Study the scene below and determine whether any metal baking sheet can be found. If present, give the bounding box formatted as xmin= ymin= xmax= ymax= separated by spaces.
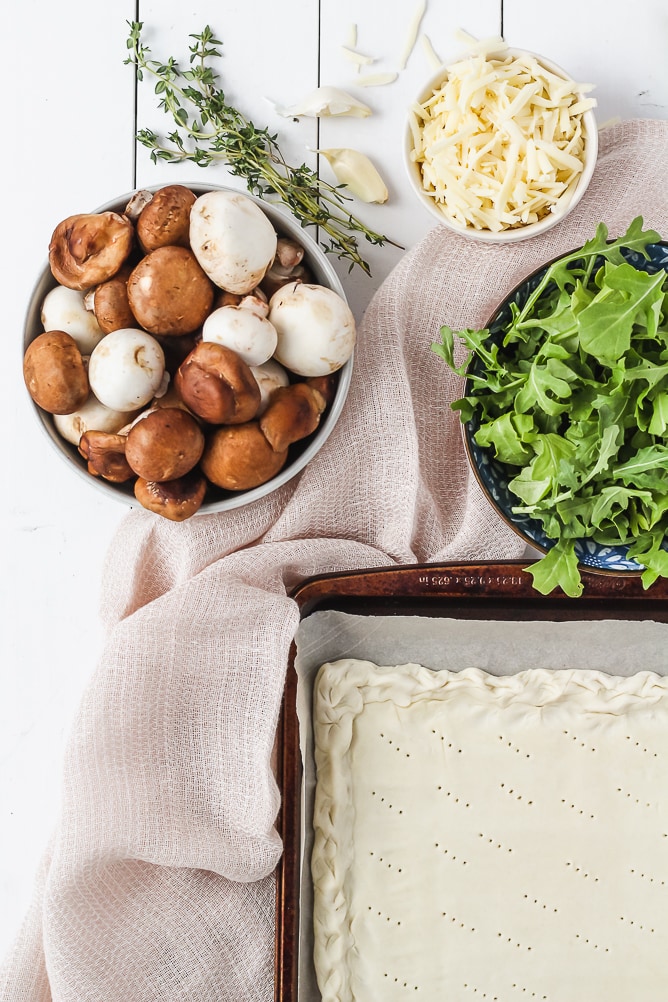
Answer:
xmin=274 ymin=560 xmax=668 ymax=1002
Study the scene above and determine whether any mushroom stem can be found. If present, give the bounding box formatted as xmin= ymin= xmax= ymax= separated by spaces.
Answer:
xmin=78 ymin=431 xmax=134 ymax=482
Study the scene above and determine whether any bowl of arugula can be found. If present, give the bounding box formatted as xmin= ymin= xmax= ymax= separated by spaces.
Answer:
xmin=433 ymin=217 xmax=668 ymax=598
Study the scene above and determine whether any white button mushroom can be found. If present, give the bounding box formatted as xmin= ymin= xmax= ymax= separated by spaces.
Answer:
xmin=88 ymin=328 xmax=167 ymax=412
xmin=268 ymin=283 xmax=356 ymax=377
xmin=189 ymin=190 xmax=278 ymax=295
xmin=250 ymin=358 xmax=290 ymax=415
xmin=53 ymin=393 xmax=139 ymax=445
xmin=41 ymin=285 xmax=106 ymax=354
xmin=202 ymin=304 xmax=278 ymax=366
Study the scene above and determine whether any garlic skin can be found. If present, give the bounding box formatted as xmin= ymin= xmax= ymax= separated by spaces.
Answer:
xmin=275 ymin=86 xmax=371 ymax=118
xmin=317 ymin=148 xmax=389 ymax=204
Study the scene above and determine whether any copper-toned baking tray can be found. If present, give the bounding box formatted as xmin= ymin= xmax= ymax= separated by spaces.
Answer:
xmin=274 ymin=559 xmax=668 ymax=1002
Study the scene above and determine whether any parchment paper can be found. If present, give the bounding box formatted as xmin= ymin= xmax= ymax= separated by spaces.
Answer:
xmin=293 ymin=611 xmax=668 ymax=1000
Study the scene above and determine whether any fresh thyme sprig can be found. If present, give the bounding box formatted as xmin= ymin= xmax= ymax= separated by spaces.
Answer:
xmin=125 ymin=22 xmax=402 ymax=275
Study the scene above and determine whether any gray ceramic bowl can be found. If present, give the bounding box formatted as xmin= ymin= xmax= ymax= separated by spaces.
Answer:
xmin=23 ymin=183 xmax=353 ymax=514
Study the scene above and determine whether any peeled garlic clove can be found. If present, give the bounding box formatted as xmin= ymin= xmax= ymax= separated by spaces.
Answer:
xmin=275 ymin=86 xmax=371 ymax=118
xmin=317 ymin=148 xmax=389 ymax=203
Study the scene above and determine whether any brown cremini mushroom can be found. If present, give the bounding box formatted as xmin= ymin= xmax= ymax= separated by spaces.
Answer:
xmin=49 ymin=212 xmax=134 ymax=291
xmin=201 ymin=423 xmax=288 ymax=490
xmin=124 ymin=189 xmax=154 ymax=220
xmin=175 ymin=342 xmax=261 ymax=425
xmin=212 ymin=288 xmax=268 ymax=312
xmin=136 ymin=185 xmax=197 ymax=253
xmin=125 ymin=408 xmax=205 ymax=482
xmin=306 ymin=373 xmax=338 ymax=407
xmin=23 ymin=331 xmax=89 ymax=414
xmin=92 ymin=264 xmax=137 ymax=333
xmin=127 ymin=246 xmax=214 ymax=337
xmin=78 ymin=431 xmax=134 ymax=482
xmin=154 ymin=333 xmax=201 ymax=380
xmin=134 ymin=472 xmax=207 ymax=521
xmin=259 ymin=383 xmax=327 ymax=452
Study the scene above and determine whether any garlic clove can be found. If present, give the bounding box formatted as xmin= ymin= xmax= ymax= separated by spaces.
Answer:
xmin=274 ymin=86 xmax=372 ymax=118
xmin=316 ymin=148 xmax=389 ymax=204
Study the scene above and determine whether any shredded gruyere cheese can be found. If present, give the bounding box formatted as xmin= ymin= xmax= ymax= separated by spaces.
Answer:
xmin=345 ymin=24 xmax=357 ymax=49
xmin=398 ymin=0 xmax=427 ymax=70
xmin=356 ymin=72 xmax=399 ymax=87
xmin=409 ymin=49 xmax=596 ymax=232
xmin=421 ymin=33 xmax=442 ymax=72
xmin=341 ymin=46 xmax=375 ymax=69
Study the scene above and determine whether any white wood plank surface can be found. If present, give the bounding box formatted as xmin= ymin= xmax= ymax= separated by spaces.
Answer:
xmin=133 ymin=1 xmax=321 ymax=192
xmin=317 ymin=0 xmax=502 ymax=318
xmin=503 ymin=0 xmax=668 ymax=123
xmin=2 ymin=0 xmax=137 ymax=956
xmin=2 ymin=0 xmax=668 ymax=968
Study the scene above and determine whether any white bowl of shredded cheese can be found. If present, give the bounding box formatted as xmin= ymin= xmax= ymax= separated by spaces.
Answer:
xmin=405 ymin=43 xmax=598 ymax=241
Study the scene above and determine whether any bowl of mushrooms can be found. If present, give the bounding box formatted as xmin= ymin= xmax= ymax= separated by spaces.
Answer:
xmin=23 ymin=183 xmax=356 ymax=520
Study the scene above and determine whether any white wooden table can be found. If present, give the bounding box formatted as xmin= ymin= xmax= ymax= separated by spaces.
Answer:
xmin=2 ymin=0 xmax=667 ymax=959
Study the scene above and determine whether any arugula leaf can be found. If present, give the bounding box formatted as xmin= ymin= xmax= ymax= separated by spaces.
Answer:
xmin=628 ymin=529 xmax=668 ymax=588
xmin=576 ymin=263 xmax=666 ymax=363
xmin=524 ymin=540 xmax=583 ymax=598
xmin=614 ymin=444 xmax=668 ymax=482
xmin=475 ymin=413 xmax=534 ymax=466
xmin=514 ymin=357 xmax=573 ymax=416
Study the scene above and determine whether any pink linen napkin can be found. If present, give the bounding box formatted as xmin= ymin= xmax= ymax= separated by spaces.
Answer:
xmin=2 ymin=120 xmax=667 ymax=1002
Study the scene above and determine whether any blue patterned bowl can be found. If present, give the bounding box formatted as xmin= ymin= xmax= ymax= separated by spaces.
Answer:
xmin=464 ymin=240 xmax=668 ymax=575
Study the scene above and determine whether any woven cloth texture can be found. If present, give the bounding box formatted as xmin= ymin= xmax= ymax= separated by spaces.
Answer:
xmin=2 ymin=119 xmax=667 ymax=1001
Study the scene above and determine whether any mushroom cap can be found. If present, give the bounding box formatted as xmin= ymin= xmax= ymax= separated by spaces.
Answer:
xmin=306 ymin=373 xmax=339 ymax=407
xmin=269 ymin=283 xmax=356 ymax=377
xmin=125 ymin=407 xmax=205 ymax=482
xmin=92 ymin=265 xmax=137 ymax=334
xmin=175 ymin=341 xmax=261 ymax=425
xmin=49 ymin=212 xmax=134 ymax=291
xmin=88 ymin=328 xmax=166 ymax=412
xmin=189 ymin=190 xmax=278 ymax=295
xmin=53 ymin=394 xmax=138 ymax=445
xmin=202 ymin=305 xmax=278 ymax=366
xmin=134 ymin=471 xmax=207 ymax=521
xmin=41 ymin=285 xmax=105 ymax=355
xmin=201 ymin=422 xmax=288 ymax=490
xmin=127 ymin=245 xmax=214 ymax=337
xmin=23 ymin=331 xmax=89 ymax=415
xmin=78 ymin=431 xmax=134 ymax=483
xmin=259 ymin=382 xmax=326 ymax=453
xmin=136 ymin=185 xmax=197 ymax=253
